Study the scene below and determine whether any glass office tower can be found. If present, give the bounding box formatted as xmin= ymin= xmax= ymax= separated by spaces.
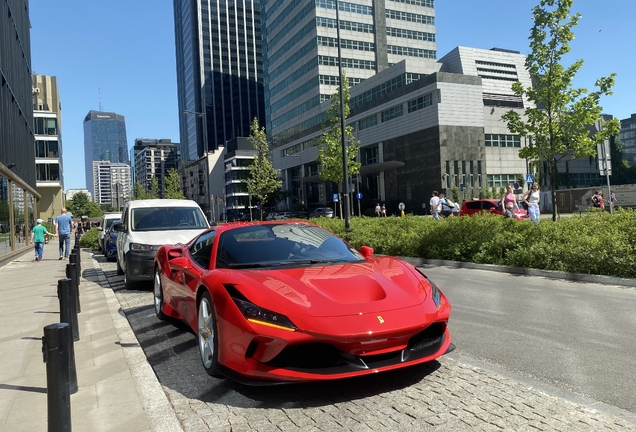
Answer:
xmin=262 ymin=0 xmax=438 ymax=146
xmin=83 ymin=110 xmax=129 ymax=197
xmin=174 ymin=0 xmax=265 ymax=161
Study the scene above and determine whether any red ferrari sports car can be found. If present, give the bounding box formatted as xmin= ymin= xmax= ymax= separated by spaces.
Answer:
xmin=153 ymin=221 xmax=453 ymax=384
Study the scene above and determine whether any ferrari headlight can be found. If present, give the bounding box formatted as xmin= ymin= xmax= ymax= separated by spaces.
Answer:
xmin=130 ymin=242 xmax=153 ymax=252
xmin=426 ymin=278 xmax=441 ymax=309
xmin=232 ymin=298 xmax=297 ymax=331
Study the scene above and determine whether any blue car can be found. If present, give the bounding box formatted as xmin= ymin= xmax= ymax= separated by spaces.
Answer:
xmin=104 ymin=220 xmax=120 ymax=261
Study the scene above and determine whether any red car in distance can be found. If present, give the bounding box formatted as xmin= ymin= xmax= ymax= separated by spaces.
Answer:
xmin=459 ymin=199 xmax=528 ymax=220
xmin=153 ymin=221 xmax=453 ymax=384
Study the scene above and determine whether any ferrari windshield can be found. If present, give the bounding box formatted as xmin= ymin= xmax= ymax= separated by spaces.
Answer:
xmin=216 ymin=223 xmax=364 ymax=269
xmin=131 ymin=206 xmax=208 ymax=231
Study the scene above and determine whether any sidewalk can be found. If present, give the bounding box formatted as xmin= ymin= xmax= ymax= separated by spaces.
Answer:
xmin=0 ymin=243 xmax=182 ymax=431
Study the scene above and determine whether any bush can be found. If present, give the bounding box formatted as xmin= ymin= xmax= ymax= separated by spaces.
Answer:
xmin=80 ymin=227 xmax=99 ymax=250
xmin=313 ymin=209 xmax=636 ymax=278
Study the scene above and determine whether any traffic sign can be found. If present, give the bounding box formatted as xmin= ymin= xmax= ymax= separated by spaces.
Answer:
xmin=398 ymin=202 xmax=405 ymax=211
xmin=513 ymin=182 xmax=520 ymax=190
xmin=356 ymin=192 xmax=362 ymax=199
xmin=525 ymin=174 xmax=533 ymax=185
xmin=332 ymin=193 xmax=339 ymax=202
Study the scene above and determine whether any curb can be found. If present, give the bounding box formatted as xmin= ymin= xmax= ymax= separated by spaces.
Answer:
xmin=85 ymin=250 xmax=184 ymax=432
xmin=400 ymin=257 xmax=636 ymax=288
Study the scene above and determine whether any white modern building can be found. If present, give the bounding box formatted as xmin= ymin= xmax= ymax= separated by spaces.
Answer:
xmin=92 ymin=161 xmax=131 ymax=209
xmin=65 ymin=189 xmax=92 ymax=202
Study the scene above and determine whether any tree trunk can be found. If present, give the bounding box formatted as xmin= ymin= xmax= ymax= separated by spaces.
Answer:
xmin=550 ymin=158 xmax=559 ymax=222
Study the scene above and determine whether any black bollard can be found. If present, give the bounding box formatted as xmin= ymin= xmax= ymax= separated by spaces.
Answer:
xmin=69 ymin=252 xmax=81 ymax=281
xmin=58 ymin=278 xmax=79 ymax=342
xmin=42 ymin=323 xmax=75 ymax=432
xmin=65 ymin=263 xmax=81 ymax=313
xmin=73 ymin=244 xmax=81 ymax=266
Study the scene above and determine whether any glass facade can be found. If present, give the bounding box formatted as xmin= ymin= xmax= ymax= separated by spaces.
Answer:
xmin=174 ymin=0 xmax=265 ymax=161
xmin=83 ymin=111 xmax=128 ymax=197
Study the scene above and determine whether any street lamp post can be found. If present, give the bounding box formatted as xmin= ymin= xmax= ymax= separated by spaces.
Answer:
xmin=290 ymin=154 xmax=305 ymax=209
xmin=334 ymin=0 xmax=351 ymax=230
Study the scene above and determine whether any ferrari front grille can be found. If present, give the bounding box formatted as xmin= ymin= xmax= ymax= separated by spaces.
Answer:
xmin=407 ymin=322 xmax=445 ymax=353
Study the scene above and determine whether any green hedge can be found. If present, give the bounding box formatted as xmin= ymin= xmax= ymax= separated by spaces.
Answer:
xmin=79 ymin=227 xmax=100 ymax=250
xmin=315 ymin=209 xmax=636 ymax=279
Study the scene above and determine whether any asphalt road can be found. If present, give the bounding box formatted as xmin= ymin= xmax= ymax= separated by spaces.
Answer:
xmin=419 ymin=264 xmax=636 ymax=413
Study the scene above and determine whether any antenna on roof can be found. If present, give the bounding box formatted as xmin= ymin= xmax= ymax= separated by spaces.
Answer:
xmin=99 ymin=88 xmax=103 ymax=112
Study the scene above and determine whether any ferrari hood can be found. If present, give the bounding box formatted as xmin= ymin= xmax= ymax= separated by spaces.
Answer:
xmin=231 ymin=256 xmax=428 ymax=318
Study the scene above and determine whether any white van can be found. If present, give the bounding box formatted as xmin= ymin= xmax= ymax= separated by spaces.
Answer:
xmin=113 ymin=199 xmax=209 ymax=289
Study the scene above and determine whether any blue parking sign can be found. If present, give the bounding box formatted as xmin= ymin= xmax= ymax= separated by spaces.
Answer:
xmin=332 ymin=193 xmax=339 ymax=202
xmin=526 ymin=174 xmax=533 ymax=185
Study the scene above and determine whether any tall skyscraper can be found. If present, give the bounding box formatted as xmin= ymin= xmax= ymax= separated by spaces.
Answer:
xmin=1 ymin=0 xmax=38 ymax=259
xmin=262 ymin=0 xmax=439 ymax=145
xmin=83 ymin=110 xmax=129 ymax=197
xmin=173 ymin=0 xmax=265 ymax=161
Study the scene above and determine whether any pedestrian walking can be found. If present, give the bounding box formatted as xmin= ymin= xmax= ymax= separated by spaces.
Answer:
xmin=381 ymin=204 xmax=387 ymax=217
xmin=501 ymin=184 xmax=519 ymax=218
xmin=430 ymin=191 xmax=442 ymax=220
xmin=375 ymin=203 xmax=382 ymax=217
xmin=54 ymin=208 xmax=74 ymax=260
xmin=522 ymin=183 xmax=541 ymax=224
xmin=31 ymin=219 xmax=55 ymax=262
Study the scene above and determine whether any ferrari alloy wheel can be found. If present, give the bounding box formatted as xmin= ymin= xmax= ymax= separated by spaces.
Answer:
xmin=154 ymin=268 xmax=167 ymax=320
xmin=198 ymin=292 xmax=220 ymax=377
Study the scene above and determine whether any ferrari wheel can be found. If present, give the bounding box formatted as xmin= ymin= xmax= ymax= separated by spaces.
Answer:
xmin=154 ymin=268 xmax=167 ymax=320
xmin=198 ymin=292 xmax=220 ymax=377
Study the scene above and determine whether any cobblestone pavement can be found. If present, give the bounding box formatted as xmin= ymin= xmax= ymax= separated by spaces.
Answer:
xmin=92 ymin=254 xmax=636 ymax=432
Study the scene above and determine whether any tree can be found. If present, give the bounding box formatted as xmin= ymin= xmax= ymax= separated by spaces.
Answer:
xmin=502 ymin=0 xmax=621 ymax=221
xmin=132 ymin=181 xmax=150 ymax=200
xmin=246 ymin=118 xmax=283 ymax=221
xmin=148 ymin=176 xmax=160 ymax=199
xmin=65 ymin=192 xmax=103 ymax=217
xmin=315 ymin=71 xmax=361 ymax=218
xmin=164 ymin=168 xmax=185 ymax=199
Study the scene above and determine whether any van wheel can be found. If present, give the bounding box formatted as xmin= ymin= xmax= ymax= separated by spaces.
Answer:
xmin=116 ymin=258 xmax=124 ymax=275
xmin=124 ymin=264 xmax=137 ymax=290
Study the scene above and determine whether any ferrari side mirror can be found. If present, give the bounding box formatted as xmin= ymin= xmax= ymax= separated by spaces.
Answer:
xmin=359 ymin=245 xmax=374 ymax=259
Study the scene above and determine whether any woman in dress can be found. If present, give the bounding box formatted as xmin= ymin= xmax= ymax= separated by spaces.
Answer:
xmin=523 ymin=183 xmax=541 ymax=224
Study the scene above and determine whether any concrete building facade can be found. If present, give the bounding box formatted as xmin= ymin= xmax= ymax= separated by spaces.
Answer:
xmin=620 ymin=114 xmax=636 ymax=167
xmin=132 ymin=138 xmax=179 ymax=197
xmin=32 ymin=74 xmax=65 ymax=223
xmin=92 ymin=161 xmax=131 ymax=210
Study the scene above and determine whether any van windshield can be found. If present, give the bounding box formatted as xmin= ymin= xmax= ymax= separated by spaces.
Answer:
xmin=131 ymin=207 xmax=208 ymax=231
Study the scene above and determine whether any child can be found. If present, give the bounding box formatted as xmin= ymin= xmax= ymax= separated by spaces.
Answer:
xmin=31 ymin=219 xmax=56 ymax=262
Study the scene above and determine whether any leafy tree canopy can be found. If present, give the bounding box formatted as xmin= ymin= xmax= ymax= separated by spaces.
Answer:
xmin=164 ymin=168 xmax=185 ymax=199
xmin=246 ymin=118 xmax=283 ymax=220
xmin=316 ymin=71 xmax=361 ymax=189
xmin=502 ymin=0 xmax=621 ymax=220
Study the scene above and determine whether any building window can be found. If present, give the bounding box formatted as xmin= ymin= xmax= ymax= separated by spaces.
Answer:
xmin=359 ymin=115 xmax=378 ymax=130
xmin=485 ymin=134 xmax=521 ymax=148
xmin=381 ymin=105 xmax=403 ymax=122
xmin=487 ymin=174 xmax=518 ymax=187
xmin=407 ymin=93 xmax=433 ymax=113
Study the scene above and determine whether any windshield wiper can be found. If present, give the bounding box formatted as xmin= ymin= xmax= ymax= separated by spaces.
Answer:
xmin=225 ymin=263 xmax=273 ymax=269
xmin=278 ymin=259 xmax=330 ymax=265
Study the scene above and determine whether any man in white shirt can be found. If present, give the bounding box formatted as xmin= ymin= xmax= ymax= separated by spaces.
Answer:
xmin=430 ymin=191 xmax=441 ymax=220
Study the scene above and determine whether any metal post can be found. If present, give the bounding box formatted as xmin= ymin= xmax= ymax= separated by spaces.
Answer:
xmin=58 ymin=278 xmax=79 ymax=342
xmin=335 ymin=0 xmax=351 ymax=230
xmin=42 ymin=323 xmax=75 ymax=432
xmin=70 ymin=250 xmax=81 ymax=279
xmin=66 ymin=263 xmax=81 ymax=313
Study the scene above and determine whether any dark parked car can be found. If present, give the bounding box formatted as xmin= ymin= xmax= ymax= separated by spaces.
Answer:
xmin=308 ymin=207 xmax=334 ymax=218
xmin=290 ymin=211 xmax=309 ymax=219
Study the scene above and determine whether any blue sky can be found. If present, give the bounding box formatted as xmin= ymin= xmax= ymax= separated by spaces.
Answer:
xmin=29 ymin=0 xmax=635 ymax=190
